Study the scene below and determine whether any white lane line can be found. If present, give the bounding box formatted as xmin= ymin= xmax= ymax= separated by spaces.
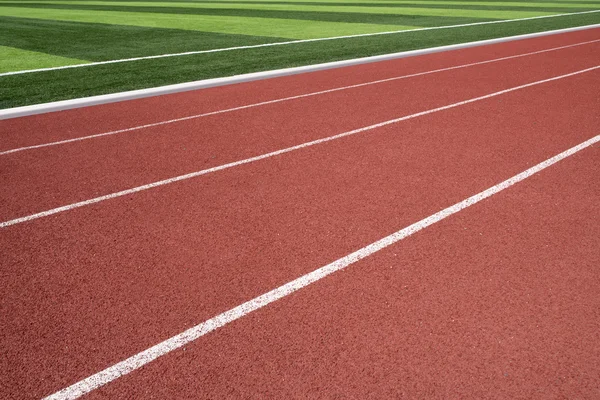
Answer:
xmin=44 ymin=133 xmax=600 ymax=400
xmin=1 ymin=9 xmax=599 ymax=77
xmin=2 ymin=38 xmax=599 ymax=157
xmin=1 ymin=66 xmax=598 ymax=229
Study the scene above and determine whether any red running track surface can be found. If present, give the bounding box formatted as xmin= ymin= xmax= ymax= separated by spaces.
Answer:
xmin=1 ymin=28 xmax=599 ymax=399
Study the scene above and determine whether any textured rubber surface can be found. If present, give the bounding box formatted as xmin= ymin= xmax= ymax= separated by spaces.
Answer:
xmin=1 ymin=27 xmax=599 ymax=399
xmin=1 ymin=35 xmax=599 ymax=222
xmin=88 ymin=138 xmax=600 ymax=400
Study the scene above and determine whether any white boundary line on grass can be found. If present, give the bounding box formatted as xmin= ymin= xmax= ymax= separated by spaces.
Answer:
xmin=44 ymin=132 xmax=600 ymax=400
xmin=1 ymin=9 xmax=599 ymax=78
xmin=1 ymin=65 xmax=598 ymax=229
xmin=1 ymin=38 xmax=599 ymax=156
xmin=1 ymin=22 xmax=599 ymax=120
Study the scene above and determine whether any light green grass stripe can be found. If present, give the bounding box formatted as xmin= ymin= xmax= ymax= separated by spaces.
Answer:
xmin=1 ymin=2 xmax=567 ymax=19
xmin=1 ymin=0 xmax=595 ymax=3
xmin=3 ymin=9 xmax=598 ymax=76
xmin=17 ymin=0 xmax=598 ymax=10
xmin=0 ymin=7 xmax=419 ymax=39
xmin=0 ymin=45 xmax=87 ymax=73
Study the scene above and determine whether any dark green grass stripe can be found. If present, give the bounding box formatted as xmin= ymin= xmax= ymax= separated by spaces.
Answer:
xmin=203 ymin=2 xmax=599 ymax=12
xmin=0 ymin=16 xmax=288 ymax=61
xmin=3 ymin=2 xmax=596 ymax=19
xmin=0 ymin=3 xmax=505 ymax=26
xmin=1 ymin=12 xmax=598 ymax=109
xmin=29 ymin=0 xmax=600 ymax=4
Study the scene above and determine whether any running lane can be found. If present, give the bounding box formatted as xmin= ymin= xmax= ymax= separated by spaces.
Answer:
xmin=89 ymin=138 xmax=600 ymax=400
xmin=1 ymin=38 xmax=600 ymax=221
xmin=1 ymin=30 xmax=599 ymax=399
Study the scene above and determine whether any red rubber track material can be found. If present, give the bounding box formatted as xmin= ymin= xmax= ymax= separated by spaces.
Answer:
xmin=88 ymin=145 xmax=600 ymax=400
xmin=1 ymin=30 xmax=599 ymax=399
xmin=3 ymin=74 xmax=599 ymax=399
xmin=1 ymin=39 xmax=599 ymax=222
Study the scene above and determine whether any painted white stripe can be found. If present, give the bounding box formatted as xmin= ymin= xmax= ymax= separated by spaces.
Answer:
xmin=2 ymin=23 xmax=599 ymax=120
xmin=44 ymin=133 xmax=600 ymax=400
xmin=1 ymin=65 xmax=597 ymax=229
xmin=2 ymin=38 xmax=599 ymax=157
xmin=2 ymin=9 xmax=599 ymax=78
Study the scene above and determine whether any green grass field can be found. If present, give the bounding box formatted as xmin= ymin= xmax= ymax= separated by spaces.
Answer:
xmin=1 ymin=0 xmax=599 ymax=108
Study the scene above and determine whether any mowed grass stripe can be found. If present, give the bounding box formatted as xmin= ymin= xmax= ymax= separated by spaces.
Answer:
xmin=3 ymin=7 xmax=595 ymax=75
xmin=0 ymin=45 xmax=86 ymax=73
xmin=0 ymin=16 xmax=289 ymax=62
xmin=0 ymin=1 xmax=572 ymax=19
xmin=0 ymin=3 xmax=500 ymax=27
xmin=11 ymin=0 xmax=598 ymax=12
xmin=1 ymin=12 xmax=598 ymax=108
xmin=203 ymin=0 xmax=597 ymax=6
xmin=0 ymin=6 xmax=416 ymax=39
xmin=1 ymin=0 xmax=597 ymax=5
xmin=0 ymin=0 xmax=594 ymax=10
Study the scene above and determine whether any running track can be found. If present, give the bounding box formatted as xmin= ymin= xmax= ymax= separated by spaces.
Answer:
xmin=1 ymin=28 xmax=599 ymax=399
